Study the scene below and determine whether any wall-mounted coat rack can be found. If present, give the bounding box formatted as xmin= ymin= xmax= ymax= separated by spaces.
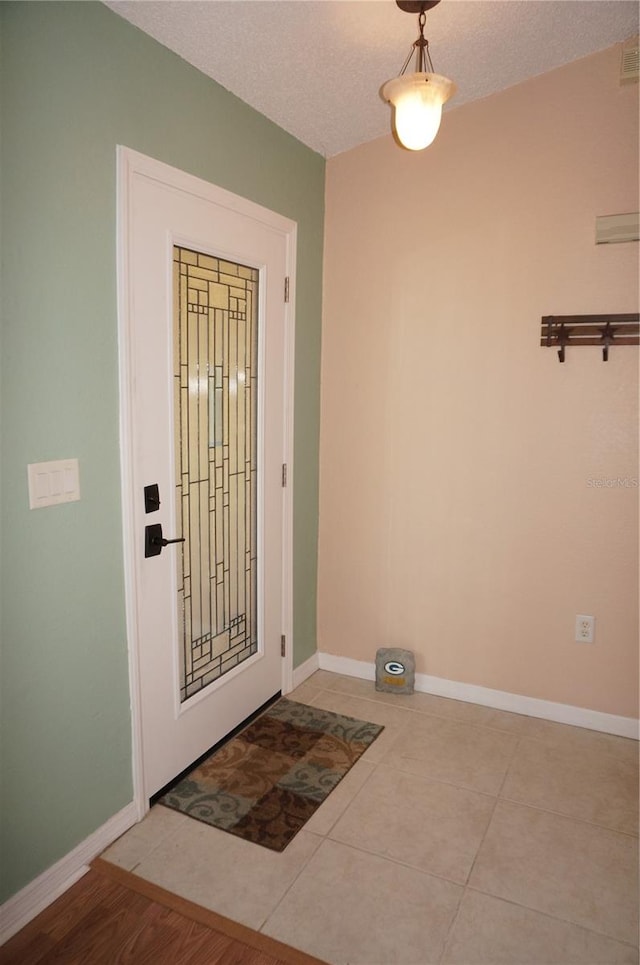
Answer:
xmin=541 ymin=313 xmax=640 ymax=363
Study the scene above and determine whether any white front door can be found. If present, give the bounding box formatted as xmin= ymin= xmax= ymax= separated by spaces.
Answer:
xmin=118 ymin=148 xmax=295 ymax=802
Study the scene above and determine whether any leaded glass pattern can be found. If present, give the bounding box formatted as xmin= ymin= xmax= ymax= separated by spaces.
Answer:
xmin=173 ymin=246 xmax=258 ymax=702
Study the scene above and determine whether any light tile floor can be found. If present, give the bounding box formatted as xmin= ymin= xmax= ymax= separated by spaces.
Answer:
xmin=102 ymin=671 xmax=639 ymax=964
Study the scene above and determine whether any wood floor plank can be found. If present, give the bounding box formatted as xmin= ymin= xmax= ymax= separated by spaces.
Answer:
xmin=1 ymin=862 xmax=327 ymax=965
xmin=0 ymin=869 xmax=115 ymax=963
xmin=0 ymin=872 xmax=120 ymax=965
xmin=0 ymin=927 xmax=56 ymax=965
xmin=92 ymin=858 xmax=327 ymax=964
xmin=44 ymin=890 xmax=157 ymax=964
xmin=43 ymin=875 xmax=134 ymax=944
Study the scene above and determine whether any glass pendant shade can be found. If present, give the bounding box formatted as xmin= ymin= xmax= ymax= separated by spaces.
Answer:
xmin=383 ymin=72 xmax=456 ymax=151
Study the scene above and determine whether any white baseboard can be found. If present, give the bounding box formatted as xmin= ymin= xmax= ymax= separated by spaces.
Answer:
xmin=291 ymin=652 xmax=320 ymax=690
xmin=0 ymin=801 xmax=138 ymax=945
xmin=319 ymin=653 xmax=376 ymax=683
xmin=317 ymin=652 xmax=639 ymax=740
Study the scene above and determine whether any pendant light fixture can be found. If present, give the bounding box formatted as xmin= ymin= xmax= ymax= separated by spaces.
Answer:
xmin=382 ymin=0 xmax=456 ymax=151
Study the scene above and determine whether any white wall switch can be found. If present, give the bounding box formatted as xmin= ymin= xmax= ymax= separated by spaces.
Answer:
xmin=28 ymin=459 xmax=80 ymax=509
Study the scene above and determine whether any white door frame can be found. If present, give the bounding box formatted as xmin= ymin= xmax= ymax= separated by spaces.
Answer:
xmin=116 ymin=146 xmax=295 ymax=818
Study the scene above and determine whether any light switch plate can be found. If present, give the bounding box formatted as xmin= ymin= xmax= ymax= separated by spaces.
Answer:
xmin=28 ymin=458 xmax=81 ymax=509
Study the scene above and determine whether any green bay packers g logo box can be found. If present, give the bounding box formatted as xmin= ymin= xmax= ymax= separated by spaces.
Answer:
xmin=375 ymin=647 xmax=415 ymax=695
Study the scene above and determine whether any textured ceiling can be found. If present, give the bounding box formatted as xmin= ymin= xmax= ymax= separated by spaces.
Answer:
xmin=104 ymin=0 xmax=639 ymax=157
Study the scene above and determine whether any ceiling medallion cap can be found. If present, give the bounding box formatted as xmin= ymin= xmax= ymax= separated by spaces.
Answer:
xmin=395 ymin=1 xmax=441 ymax=13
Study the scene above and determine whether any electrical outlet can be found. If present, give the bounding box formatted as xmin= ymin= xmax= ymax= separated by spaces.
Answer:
xmin=575 ymin=614 xmax=595 ymax=644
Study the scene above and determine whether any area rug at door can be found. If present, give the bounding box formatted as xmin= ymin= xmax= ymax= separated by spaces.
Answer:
xmin=159 ymin=698 xmax=384 ymax=851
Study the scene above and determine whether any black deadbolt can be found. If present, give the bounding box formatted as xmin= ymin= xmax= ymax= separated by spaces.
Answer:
xmin=144 ymin=483 xmax=161 ymax=513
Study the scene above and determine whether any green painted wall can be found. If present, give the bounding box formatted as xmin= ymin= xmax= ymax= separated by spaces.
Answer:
xmin=0 ymin=1 xmax=324 ymax=902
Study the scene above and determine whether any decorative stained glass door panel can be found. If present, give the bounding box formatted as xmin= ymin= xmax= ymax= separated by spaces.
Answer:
xmin=120 ymin=149 xmax=294 ymax=801
xmin=173 ymin=247 xmax=259 ymax=702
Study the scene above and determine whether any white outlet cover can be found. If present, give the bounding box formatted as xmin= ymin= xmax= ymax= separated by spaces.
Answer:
xmin=575 ymin=614 xmax=595 ymax=644
xmin=28 ymin=458 xmax=81 ymax=509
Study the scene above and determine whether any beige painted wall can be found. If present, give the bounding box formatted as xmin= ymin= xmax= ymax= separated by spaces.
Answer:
xmin=318 ymin=44 xmax=639 ymax=718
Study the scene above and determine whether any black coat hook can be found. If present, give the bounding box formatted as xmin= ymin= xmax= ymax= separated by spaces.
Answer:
xmin=556 ymin=322 xmax=571 ymax=363
xmin=599 ymin=321 xmax=616 ymax=362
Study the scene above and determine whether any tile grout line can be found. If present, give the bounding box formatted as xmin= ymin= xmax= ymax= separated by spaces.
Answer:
xmin=320 ymin=735 xmax=636 ymax=900
xmin=436 ymin=736 xmax=524 ymax=964
xmin=461 ymin=737 xmax=638 ymax=950
xmin=458 ymin=738 xmax=521 ymax=881
xmin=364 ymin=757 xmax=638 ymax=841
xmin=310 ymin=675 xmax=639 ymax=749
xmin=316 ymin=685 xmax=513 ymax=732
xmin=308 ymin=687 xmax=417 ymax=731
xmin=104 ymin=809 xmax=190 ymax=877
xmin=256 ymin=828 xmax=326 ymax=934
xmin=308 ymin=678 xmax=639 ymax=837
xmin=493 ymin=723 xmax=639 ymax=837
xmin=130 ymin=816 xmax=217 ymax=884
xmin=440 ymin=739 xmax=522 ymax=962
xmin=436 ymin=887 xmax=466 ymax=965
xmin=314 ymin=834 xmax=468 ymax=890
xmin=378 ymin=757 xmax=513 ymax=798
xmin=257 ymin=696 xmax=387 ymax=936
xmin=496 ymin=794 xmax=640 ymax=838
xmin=509 ymin=730 xmax=638 ymax=759
xmin=462 ymin=883 xmax=640 ymax=950
xmin=311 ymin=752 xmax=382 ymax=840
xmin=360 ymin=760 xmax=500 ymax=801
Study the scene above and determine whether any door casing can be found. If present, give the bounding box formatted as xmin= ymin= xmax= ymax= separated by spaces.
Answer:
xmin=116 ymin=146 xmax=295 ymax=817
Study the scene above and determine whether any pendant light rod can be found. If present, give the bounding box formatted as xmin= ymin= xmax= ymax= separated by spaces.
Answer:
xmin=398 ymin=8 xmax=436 ymax=75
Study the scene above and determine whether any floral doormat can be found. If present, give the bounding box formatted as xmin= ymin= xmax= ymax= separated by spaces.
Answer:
xmin=159 ymin=698 xmax=384 ymax=851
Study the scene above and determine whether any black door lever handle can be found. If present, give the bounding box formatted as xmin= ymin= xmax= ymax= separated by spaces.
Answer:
xmin=153 ymin=535 xmax=185 ymax=547
xmin=145 ymin=523 xmax=185 ymax=558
